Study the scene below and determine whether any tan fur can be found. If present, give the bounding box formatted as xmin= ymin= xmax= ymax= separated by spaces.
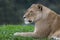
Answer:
xmin=14 ymin=4 xmax=60 ymax=39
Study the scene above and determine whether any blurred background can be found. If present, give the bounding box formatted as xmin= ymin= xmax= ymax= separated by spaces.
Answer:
xmin=0 ymin=0 xmax=60 ymax=25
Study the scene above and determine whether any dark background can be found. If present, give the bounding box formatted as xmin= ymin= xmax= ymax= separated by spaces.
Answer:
xmin=0 ymin=0 xmax=60 ymax=25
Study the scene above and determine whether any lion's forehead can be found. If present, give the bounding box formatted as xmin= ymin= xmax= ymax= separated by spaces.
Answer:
xmin=24 ymin=4 xmax=42 ymax=17
xmin=28 ymin=7 xmax=37 ymax=11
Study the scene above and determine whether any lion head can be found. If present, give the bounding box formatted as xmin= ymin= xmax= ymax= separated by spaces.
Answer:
xmin=23 ymin=4 xmax=51 ymax=24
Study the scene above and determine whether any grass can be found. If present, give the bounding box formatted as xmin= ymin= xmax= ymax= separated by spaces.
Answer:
xmin=0 ymin=25 xmax=48 ymax=40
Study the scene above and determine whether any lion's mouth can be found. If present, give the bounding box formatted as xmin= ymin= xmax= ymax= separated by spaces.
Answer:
xmin=28 ymin=20 xmax=32 ymax=23
xmin=24 ymin=18 xmax=33 ymax=24
xmin=24 ymin=20 xmax=32 ymax=24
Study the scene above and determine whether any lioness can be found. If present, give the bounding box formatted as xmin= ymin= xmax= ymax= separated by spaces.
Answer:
xmin=14 ymin=4 xmax=60 ymax=40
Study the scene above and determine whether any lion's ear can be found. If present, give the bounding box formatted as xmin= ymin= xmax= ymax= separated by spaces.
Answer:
xmin=37 ymin=4 xmax=42 ymax=11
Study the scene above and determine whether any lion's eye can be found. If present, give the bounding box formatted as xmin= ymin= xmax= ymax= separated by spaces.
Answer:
xmin=29 ymin=11 xmax=33 ymax=16
xmin=30 ymin=13 xmax=33 ymax=16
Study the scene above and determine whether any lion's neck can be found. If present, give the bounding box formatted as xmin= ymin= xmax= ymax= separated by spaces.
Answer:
xmin=35 ymin=19 xmax=48 ymax=28
xmin=34 ymin=11 xmax=57 ymax=32
xmin=34 ymin=19 xmax=49 ymax=33
xmin=35 ymin=10 xmax=57 ymax=27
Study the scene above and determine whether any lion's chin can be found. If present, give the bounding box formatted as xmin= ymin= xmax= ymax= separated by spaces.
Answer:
xmin=25 ymin=21 xmax=30 ymax=24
